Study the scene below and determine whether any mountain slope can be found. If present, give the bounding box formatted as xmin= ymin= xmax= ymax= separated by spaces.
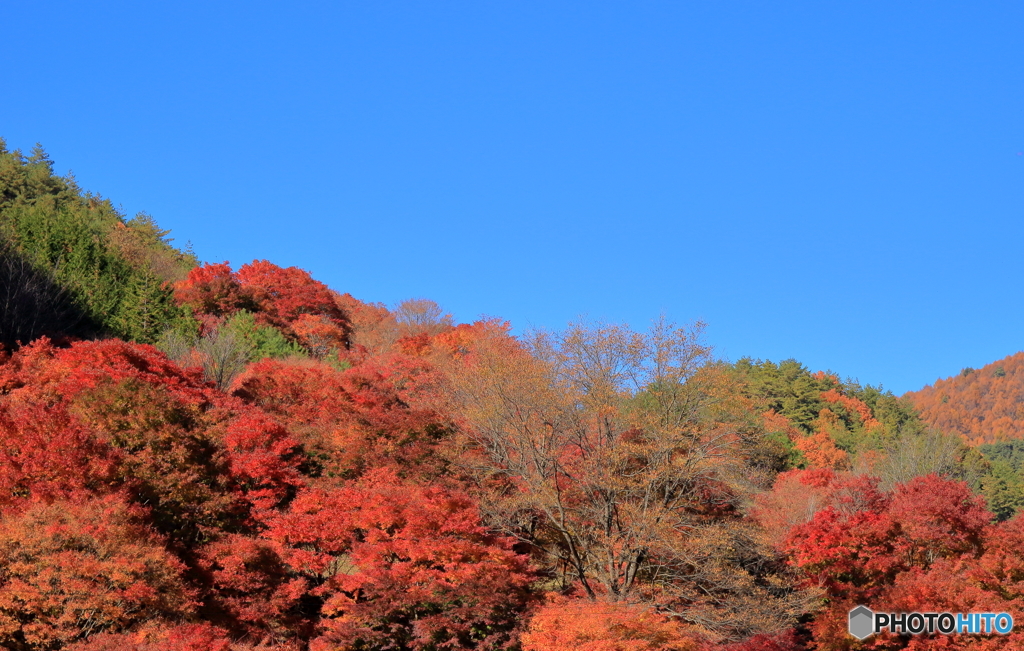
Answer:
xmin=0 ymin=140 xmax=195 ymax=346
xmin=905 ymin=352 xmax=1024 ymax=444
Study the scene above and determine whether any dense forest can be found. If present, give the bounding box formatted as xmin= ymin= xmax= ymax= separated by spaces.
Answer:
xmin=906 ymin=353 xmax=1024 ymax=444
xmin=2 ymin=141 xmax=1024 ymax=650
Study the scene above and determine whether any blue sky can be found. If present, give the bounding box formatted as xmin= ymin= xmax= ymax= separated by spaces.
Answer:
xmin=3 ymin=2 xmax=1022 ymax=394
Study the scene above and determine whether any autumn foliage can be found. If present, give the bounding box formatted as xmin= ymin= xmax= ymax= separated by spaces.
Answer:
xmin=173 ymin=260 xmax=350 ymax=352
xmin=520 ymin=596 xmax=700 ymax=651
xmin=8 ymin=161 xmax=1024 ymax=650
xmin=232 ymin=354 xmax=451 ymax=480
xmin=0 ymin=327 xmax=534 ymax=649
xmin=906 ymin=352 xmax=1024 ymax=444
xmin=277 ymin=471 xmax=534 ymax=650
xmin=0 ymin=495 xmax=193 ymax=650
xmin=0 ymin=338 xmax=302 ymax=541
xmin=754 ymin=470 xmax=1024 ymax=650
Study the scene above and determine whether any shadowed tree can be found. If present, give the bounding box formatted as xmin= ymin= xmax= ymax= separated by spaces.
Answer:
xmin=0 ymin=239 xmax=95 ymax=347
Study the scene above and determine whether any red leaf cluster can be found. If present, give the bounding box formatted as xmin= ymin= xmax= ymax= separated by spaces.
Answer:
xmin=233 ymin=355 xmax=451 ymax=480
xmin=267 ymin=469 xmax=534 ymax=650
xmin=173 ymin=260 xmax=350 ymax=348
xmin=0 ymin=334 xmax=536 ymax=649
xmin=764 ymin=471 xmax=1024 ymax=650
xmin=0 ymin=338 xmax=302 ymax=537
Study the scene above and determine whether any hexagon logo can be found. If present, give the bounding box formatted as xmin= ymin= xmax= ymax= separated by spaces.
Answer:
xmin=849 ymin=605 xmax=874 ymax=640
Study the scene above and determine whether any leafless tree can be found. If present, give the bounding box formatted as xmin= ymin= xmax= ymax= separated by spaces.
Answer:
xmin=157 ymin=321 xmax=252 ymax=390
xmin=195 ymin=325 xmax=252 ymax=390
xmin=394 ymin=298 xmax=453 ymax=337
xmin=446 ymin=317 xmax=813 ymax=641
xmin=871 ymin=426 xmax=963 ymax=491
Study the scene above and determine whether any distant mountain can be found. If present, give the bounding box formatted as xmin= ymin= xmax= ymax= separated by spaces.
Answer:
xmin=905 ymin=352 xmax=1024 ymax=444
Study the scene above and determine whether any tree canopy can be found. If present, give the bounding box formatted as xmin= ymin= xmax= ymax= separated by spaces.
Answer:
xmin=4 ymin=141 xmax=1024 ymax=651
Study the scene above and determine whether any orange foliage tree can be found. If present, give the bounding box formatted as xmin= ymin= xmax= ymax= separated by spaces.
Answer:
xmin=520 ymin=596 xmax=700 ymax=651
xmin=0 ymin=496 xmax=194 ymax=650
xmin=793 ymin=428 xmax=849 ymax=471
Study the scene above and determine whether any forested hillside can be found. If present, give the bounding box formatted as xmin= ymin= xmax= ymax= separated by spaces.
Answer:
xmin=905 ymin=352 xmax=1024 ymax=444
xmin=0 ymin=140 xmax=195 ymax=347
xmin=3 ymin=144 xmax=1024 ymax=650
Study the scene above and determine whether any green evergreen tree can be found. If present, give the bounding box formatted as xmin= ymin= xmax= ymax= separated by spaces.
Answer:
xmin=733 ymin=358 xmax=835 ymax=432
xmin=223 ymin=311 xmax=305 ymax=360
xmin=980 ymin=459 xmax=1024 ymax=521
xmin=0 ymin=141 xmax=194 ymax=345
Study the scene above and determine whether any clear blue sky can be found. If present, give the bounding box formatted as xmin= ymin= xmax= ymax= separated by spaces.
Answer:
xmin=3 ymin=2 xmax=1022 ymax=394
